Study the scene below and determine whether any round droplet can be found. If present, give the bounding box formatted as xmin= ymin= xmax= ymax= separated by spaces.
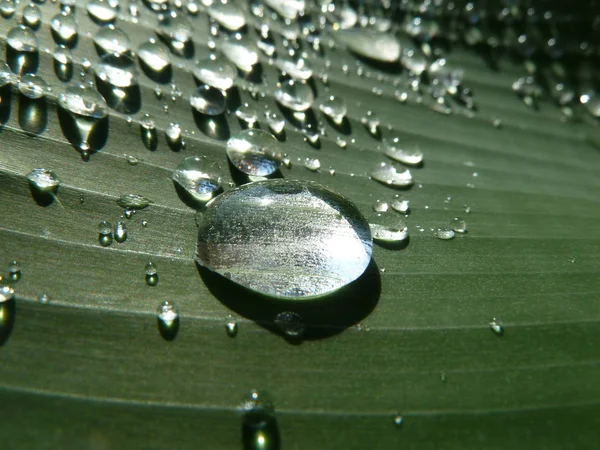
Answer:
xmin=264 ymin=110 xmax=285 ymax=135
xmin=0 ymin=61 xmax=16 ymax=87
xmin=38 ymin=293 xmax=50 ymax=304
xmin=383 ymin=139 xmax=424 ymax=166
xmin=275 ymin=80 xmax=314 ymax=111
xmin=362 ymin=110 xmax=380 ymax=135
xmin=6 ymin=24 xmax=38 ymax=52
xmin=8 ymin=260 xmax=22 ymax=281
xmin=274 ymin=56 xmax=313 ymax=80
xmin=22 ymin=4 xmax=42 ymax=29
xmin=226 ymin=129 xmax=282 ymax=177
xmin=0 ymin=0 xmax=16 ymax=18
xmin=172 ymin=156 xmax=223 ymax=204
xmin=137 ymin=39 xmax=171 ymax=74
xmin=195 ymin=180 xmax=373 ymax=299
xmin=370 ymin=163 xmax=413 ymax=188
xmin=207 ymin=2 xmax=246 ymax=30
xmin=190 ymin=85 xmax=226 ymax=116
xmin=87 ymin=0 xmax=117 ymax=23
xmin=94 ymin=25 xmax=132 ymax=57
xmin=433 ymin=228 xmax=455 ymax=240
xmin=193 ymin=55 xmax=237 ymax=91
xmin=50 ymin=12 xmax=78 ymax=45
xmin=274 ymin=311 xmax=305 ymax=339
xmin=157 ymin=300 xmax=179 ymax=340
xmin=320 ymin=96 xmax=347 ymax=124
xmin=165 ymin=122 xmax=182 ymax=148
xmin=225 ymin=318 xmax=238 ymax=337
xmin=333 ymin=28 xmax=400 ymax=62
xmin=114 ymin=220 xmax=127 ymax=243
xmin=235 ymin=103 xmax=258 ymax=127
xmin=393 ymin=414 xmax=403 ymax=427
xmin=58 ymin=84 xmax=108 ymax=119
xmin=18 ymin=73 xmax=49 ymax=99
xmin=489 ymin=317 xmax=504 ymax=335
xmin=117 ymin=194 xmax=151 ymax=209
xmin=98 ymin=220 xmax=112 ymax=235
xmin=370 ymin=223 xmax=408 ymax=244
xmin=450 ymin=217 xmax=467 ymax=233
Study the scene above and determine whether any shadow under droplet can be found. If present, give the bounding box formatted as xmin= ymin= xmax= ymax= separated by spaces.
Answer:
xmin=28 ymin=184 xmax=56 ymax=207
xmin=193 ymin=110 xmax=230 ymax=141
xmin=141 ymin=127 xmax=158 ymax=151
xmin=0 ymin=85 xmax=12 ymax=133
xmin=157 ymin=316 xmax=179 ymax=341
xmin=276 ymin=104 xmax=318 ymax=130
xmin=0 ymin=298 xmax=16 ymax=346
xmin=223 ymin=86 xmax=241 ymax=113
xmin=324 ymin=114 xmax=352 ymax=135
xmin=172 ymin=181 xmax=220 ymax=211
xmin=18 ymin=94 xmax=47 ymax=135
xmin=95 ymin=78 xmax=142 ymax=115
xmin=242 ymin=413 xmax=280 ymax=450
xmin=54 ymin=60 xmax=73 ymax=82
xmin=51 ymin=30 xmax=78 ymax=49
xmin=198 ymin=259 xmax=381 ymax=341
xmin=57 ymin=107 xmax=109 ymax=157
xmin=226 ymin=159 xmax=283 ymax=187
xmin=6 ymin=46 xmax=39 ymax=75
xmin=138 ymin=58 xmax=172 ymax=84
xmin=239 ymin=63 xmax=263 ymax=85
xmin=375 ymin=235 xmax=410 ymax=251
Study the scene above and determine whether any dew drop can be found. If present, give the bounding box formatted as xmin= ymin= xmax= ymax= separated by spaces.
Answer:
xmin=0 ymin=286 xmax=16 ymax=346
xmin=274 ymin=55 xmax=313 ymax=81
xmin=18 ymin=73 xmax=49 ymax=99
xmin=226 ymin=129 xmax=282 ymax=177
xmin=393 ymin=414 xmax=404 ymax=428
xmin=303 ymin=157 xmax=320 ymax=172
xmin=274 ymin=311 xmax=305 ymax=340
xmin=0 ymin=0 xmax=16 ymax=18
xmin=190 ymin=84 xmax=226 ymax=116
xmin=390 ymin=198 xmax=410 ymax=214
xmin=0 ymin=61 xmax=16 ymax=87
xmin=94 ymin=53 xmax=138 ymax=89
xmin=114 ymin=220 xmax=128 ymax=243
xmin=38 ymin=293 xmax=50 ymax=304
xmin=489 ymin=317 xmax=504 ymax=336
xmin=235 ymin=103 xmax=259 ymax=128
xmin=275 ymin=79 xmax=314 ymax=112
xmin=361 ymin=110 xmax=380 ymax=136
xmin=225 ymin=318 xmax=238 ymax=337
xmin=6 ymin=24 xmax=38 ymax=53
xmin=333 ymin=28 xmax=400 ymax=62
xmin=8 ymin=260 xmax=22 ymax=282
xmin=145 ymin=261 xmax=158 ymax=286
xmin=172 ymin=156 xmax=223 ymax=205
xmin=0 ymin=285 xmax=15 ymax=303
xmin=94 ymin=25 xmax=132 ymax=57
xmin=116 ymin=194 xmax=151 ymax=210
xmin=450 ymin=217 xmax=467 ymax=233
xmin=370 ymin=163 xmax=413 ymax=188
xmin=264 ymin=110 xmax=285 ymax=135
xmin=319 ymin=95 xmax=347 ymax=124
xmin=53 ymin=45 xmax=73 ymax=81
xmin=165 ymin=122 xmax=183 ymax=149
xmin=335 ymin=136 xmax=347 ymax=149
xmin=219 ymin=36 xmax=259 ymax=72
xmin=193 ymin=55 xmax=237 ymax=91
xmin=433 ymin=228 xmax=455 ymax=240
xmin=86 ymin=0 xmax=117 ymax=24
xmin=373 ymin=200 xmax=389 ymax=213
xmin=157 ymin=300 xmax=179 ymax=340
xmin=50 ymin=12 xmax=78 ymax=46
xmin=22 ymin=4 xmax=42 ymax=29
xmin=383 ymin=138 xmax=424 ymax=166
xmin=156 ymin=12 xmax=193 ymax=57
xmin=369 ymin=223 xmax=408 ymax=244
xmin=241 ymin=389 xmax=280 ymax=450
xmin=26 ymin=168 xmax=60 ymax=195
xmin=207 ymin=2 xmax=246 ymax=31
xmin=195 ymin=180 xmax=373 ymax=299
xmin=137 ymin=39 xmax=171 ymax=76
xmin=98 ymin=220 xmax=112 ymax=235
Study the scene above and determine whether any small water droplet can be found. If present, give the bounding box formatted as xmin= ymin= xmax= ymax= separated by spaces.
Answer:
xmin=98 ymin=220 xmax=112 ymax=235
xmin=450 ymin=217 xmax=467 ymax=233
xmin=190 ymin=84 xmax=226 ymax=116
xmin=241 ymin=389 xmax=280 ymax=450
xmin=489 ymin=317 xmax=504 ymax=335
xmin=22 ymin=4 xmax=42 ymax=29
xmin=275 ymin=79 xmax=314 ymax=111
xmin=94 ymin=25 xmax=132 ymax=58
xmin=390 ymin=198 xmax=410 ymax=214
xmin=114 ymin=220 xmax=127 ymax=243
xmin=38 ymin=293 xmax=50 ymax=304
xmin=7 ymin=260 xmax=22 ymax=282
xmin=0 ymin=285 xmax=16 ymax=345
xmin=303 ymin=157 xmax=321 ymax=172
xmin=157 ymin=301 xmax=179 ymax=340
xmin=219 ymin=36 xmax=259 ymax=72
xmin=361 ymin=110 xmax=380 ymax=136
xmin=225 ymin=318 xmax=238 ymax=337
xmin=319 ymin=95 xmax=347 ymax=124
xmin=207 ymin=2 xmax=246 ymax=31
xmin=335 ymin=136 xmax=347 ymax=149
xmin=274 ymin=311 xmax=305 ymax=340
xmin=264 ymin=110 xmax=285 ymax=135
xmin=165 ymin=122 xmax=183 ymax=149
xmin=440 ymin=371 xmax=447 ymax=382
xmin=433 ymin=228 xmax=455 ymax=240
xmin=0 ymin=0 xmax=16 ymax=18
xmin=370 ymin=223 xmax=408 ymax=244
xmin=393 ymin=414 xmax=403 ymax=428
xmin=235 ymin=103 xmax=259 ymax=127
xmin=116 ymin=194 xmax=151 ymax=210
xmin=226 ymin=129 xmax=282 ymax=177
xmin=0 ymin=285 xmax=15 ymax=303
xmin=373 ymin=200 xmax=389 ymax=213
xmin=274 ymin=55 xmax=313 ymax=80
xmin=141 ymin=219 xmax=148 ymax=227
xmin=370 ymin=163 xmax=413 ymax=188
xmin=50 ymin=12 xmax=78 ymax=46
xmin=7 ymin=24 xmax=38 ymax=53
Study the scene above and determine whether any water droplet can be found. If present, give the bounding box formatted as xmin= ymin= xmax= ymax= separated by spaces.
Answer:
xmin=145 ymin=261 xmax=158 ymax=286
xmin=94 ymin=53 xmax=138 ymax=89
xmin=157 ymin=12 xmax=193 ymax=57
xmin=0 ymin=61 xmax=16 ymax=87
xmin=226 ymin=129 xmax=282 ymax=177
xmin=274 ymin=55 xmax=313 ymax=80
xmin=98 ymin=220 xmax=112 ymax=235
xmin=264 ymin=110 xmax=285 ymax=135
xmin=193 ymin=55 xmax=237 ymax=90
xmin=87 ymin=0 xmax=117 ymax=23
xmin=116 ymin=194 xmax=151 ymax=210
xmin=7 ymin=24 xmax=38 ymax=53
xmin=157 ymin=301 xmax=179 ymax=340
xmin=219 ymin=36 xmax=259 ymax=72
xmin=58 ymin=84 xmax=108 ymax=152
xmin=336 ymin=136 xmax=347 ymax=149
xmin=137 ymin=39 xmax=171 ymax=78
xmin=0 ymin=285 xmax=15 ymax=303
xmin=361 ymin=110 xmax=380 ymax=136
xmin=0 ymin=0 xmax=16 ymax=18
xmin=172 ymin=156 xmax=223 ymax=205
xmin=94 ymin=25 xmax=132 ymax=58
xmin=450 ymin=217 xmax=467 ymax=233
xmin=22 ymin=4 xmax=42 ymax=29
xmin=53 ymin=45 xmax=73 ymax=81
xmin=241 ymin=389 xmax=280 ymax=450
xmin=393 ymin=414 xmax=403 ymax=427
xmin=440 ymin=371 xmax=447 ymax=382
xmin=383 ymin=138 xmax=424 ymax=166
xmin=195 ymin=180 xmax=373 ymax=299
xmin=50 ymin=12 xmax=78 ymax=46
xmin=114 ymin=220 xmax=127 ymax=243
xmin=165 ymin=122 xmax=182 ymax=149
xmin=334 ymin=28 xmax=400 ymax=62
xmin=18 ymin=73 xmax=49 ymax=99
xmin=370 ymin=223 xmax=408 ymax=244
xmin=275 ymin=79 xmax=314 ymax=111
xmin=319 ymin=95 xmax=347 ymax=124
xmin=370 ymin=163 xmax=413 ymax=188
xmin=433 ymin=228 xmax=455 ymax=240
xmin=0 ymin=286 xmax=16 ymax=346
xmin=26 ymin=168 xmax=60 ymax=195
xmin=235 ymin=103 xmax=259 ymax=128
xmin=8 ymin=260 xmax=22 ymax=282
xmin=190 ymin=85 xmax=226 ymax=116
xmin=225 ymin=318 xmax=238 ymax=337
xmin=274 ymin=311 xmax=305 ymax=340
xmin=489 ymin=317 xmax=504 ymax=336
xmin=303 ymin=157 xmax=320 ymax=172
xmin=207 ymin=2 xmax=246 ymax=31
xmin=391 ymin=198 xmax=410 ymax=214
xmin=38 ymin=293 xmax=50 ymax=304
xmin=373 ymin=200 xmax=389 ymax=213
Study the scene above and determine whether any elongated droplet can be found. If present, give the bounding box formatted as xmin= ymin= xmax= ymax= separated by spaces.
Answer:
xmin=433 ymin=228 xmax=455 ymax=240
xmin=172 ymin=156 xmax=223 ymax=205
xmin=236 ymin=103 xmax=259 ymax=128
xmin=370 ymin=163 xmax=413 ymax=188
xmin=333 ymin=28 xmax=400 ymax=62
xmin=373 ymin=201 xmax=389 ymax=213
xmin=114 ymin=220 xmax=127 ymax=243
xmin=196 ymin=180 xmax=373 ymax=299
xmin=193 ymin=55 xmax=237 ymax=90
xmin=117 ymin=194 xmax=151 ymax=210
xmin=157 ymin=300 xmax=179 ymax=340
xmin=0 ymin=286 xmax=16 ymax=346
xmin=274 ymin=55 xmax=312 ymax=80
xmin=145 ymin=261 xmax=158 ymax=286
xmin=391 ymin=198 xmax=410 ymax=214
xmin=226 ymin=129 xmax=282 ymax=177
xmin=303 ymin=158 xmax=320 ymax=172
xmin=50 ymin=12 xmax=78 ymax=46
xmin=207 ymin=2 xmax=246 ymax=31
xmin=8 ymin=260 xmax=22 ymax=282
xmin=320 ymin=95 xmax=347 ymax=124
xmin=219 ymin=37 xmax=259 ymax=72
xmin=98 ymin=220 xmax=113 ymax=246
xmin=156 ymin=12 xmax=193 ymax=57
xmin=264 ymin=110 xmax=285 ymax=135
xmin=383 ymin=138 xmax=424 ymax=166
xmin=94 ymin=25 xmax=132 ymax=57
xmin=22 ymin=4 xmax=42 ymax=29
xmin=190 ymin=85 xmax=226 ymax=116
xmin=137 ymin=39 xmax=171 ymax=75
xmin=370 ymin=223 xmax=409 ymax=244
xmin=87 ymin=0 xmax=117 ymax=24
xmin=18 ymin=73 xmax=49 ymax=99
xmin=26 ymin=169 xmax=62 ymax=206
xmin=275 ymin=79 xmax=314 ymax=112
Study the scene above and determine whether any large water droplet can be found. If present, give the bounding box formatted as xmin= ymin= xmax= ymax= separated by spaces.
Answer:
xmin=391 ymin=197 xmax=410 ymax=214
xmin=137 ymin=39 xmax=171 ymax=78
xmin=50 ymin=12 xmax=78 ymax=46
xmin=6 ymin=24 xmax=38 ymax=52
xmin=190 ymin=84 xmax=226 ymax=115
xmin=193 ymin=55 xmax=237 ymax=91
xmin=114 ymin=220 xmax=128 ymax=243
xmin=264 ymin=110 xmax=285 ymax=135
xmin=235 ymin=103 xmax=259 ymax=128
xmin=157 ymin=300 xmax=179 ymax=340
xmin=26 ymin=168 xmax=60 ymax=193
xmin=333 ymin=28 xmax=400 ymax=62
xmin=0 ymin=0 xmax=16 ymax=18
xmin=383 ymin=138 xmax=424 ymax=166
xmin=95 ymin=53 xmax=138 ymax=89
xmin=450 ymin=217 xmax=468 ymax=233
xmin=172 ymin=155 xmax=223 ymax=205
xmin=87 ymin=0 xmax=117 ymax=23
xmin=226 ymin=129 xmax=282 ymax=177
xmin=195 ymin=180 xmax=373 ymax=299
xmin=94 ymin=25 xmax=132 ymax=57
xmin=22 ymin=4 xmax=42 ymax=29
xmin=207 ymin=2 xmax=246 ymax=31
xmin=157 ymin=12 xmax=193 ymax=57
xmin=275 ymin=79 xmax=314 ymax=112
xmin=219 ymin=37 xmax=259 ymax=71
xmin=370 ymin=162 xmax=413 ymax=188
